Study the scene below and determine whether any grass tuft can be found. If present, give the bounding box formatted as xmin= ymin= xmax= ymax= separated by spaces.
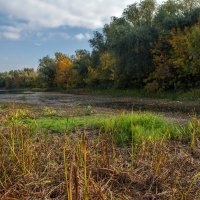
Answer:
xmin=102 ymin=112 xmax=182 ymax=146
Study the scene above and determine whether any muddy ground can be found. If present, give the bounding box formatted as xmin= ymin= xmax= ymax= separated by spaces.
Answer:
xmin=0 ymin=91 xmax=199 ymax=124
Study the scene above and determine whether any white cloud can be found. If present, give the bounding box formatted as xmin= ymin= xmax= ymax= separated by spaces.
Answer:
xmin=1 ymin=31 xmax=20 ymax=40
xmin=0 ymin=25 xmax=22 ymax=40
xmin=74 ymin=33 xmax=91 ymax=41
xmin=0 ymin=0 xmax=133 ymax=31
xmin=35 ymin=32 xmax=71 ymax=41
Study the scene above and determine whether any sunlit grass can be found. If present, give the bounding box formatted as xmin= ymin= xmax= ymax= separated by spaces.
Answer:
xmin=101 ymin=112 xmax=183 ymax=146
xmin=23 ymin=115 xmax=107 ymax=133
xmin=0 ymin=103 xmax=194 ymax=148
xmin=20 ymin=112 xmax=186 ymax=147
xmin=2 ymin=105 xmax=189 ymax=147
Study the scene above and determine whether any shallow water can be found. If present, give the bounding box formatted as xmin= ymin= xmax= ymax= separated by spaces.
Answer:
xmin=0 ymin=91 xmax=115 ymax=107
xmin=0 ymin=90 xmax=193 ymax=124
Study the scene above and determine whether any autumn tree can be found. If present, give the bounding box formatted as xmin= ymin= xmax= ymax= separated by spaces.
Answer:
xmin=169 ymin=23 xmax=200 ymax=88
xmin=54 ymin=52 xmax=74 ymax=88
xmin=148 ymin=22 xmax=200 ymax=91
xmin=2 ymin=0 xmax=200 ymax=91
xmin=86 ymin=52 xmax=116 ymax=87
xmin=146 ymin=34 xmax=177 ymax=91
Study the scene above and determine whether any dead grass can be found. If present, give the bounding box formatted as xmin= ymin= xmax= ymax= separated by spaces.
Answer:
xmin=0 ymin=126 xmax=200 ymax=199
xmin=0 ymin=105 xmax=200 ymax=199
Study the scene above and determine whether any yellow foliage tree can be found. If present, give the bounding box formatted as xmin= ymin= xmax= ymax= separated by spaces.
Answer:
xmin=148 ymin=22 xmax=200 ymax=91
xmin=54 ymin=53 xmax=73 ymax=88
xmin=86 ymin=52 xmax=116 ymax=87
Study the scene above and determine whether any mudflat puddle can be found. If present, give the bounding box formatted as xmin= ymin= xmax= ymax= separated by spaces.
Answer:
xmin=0 ymin=91 xmax=199 ymax=112
xmin=0 ymin=91 xmax=197 ymax=124
xmin=0 ymin=92 xmax=87 ymax=106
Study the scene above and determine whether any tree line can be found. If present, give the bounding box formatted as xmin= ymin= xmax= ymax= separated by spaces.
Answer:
xmin=1 ymin=0 xmax=200 ymax=91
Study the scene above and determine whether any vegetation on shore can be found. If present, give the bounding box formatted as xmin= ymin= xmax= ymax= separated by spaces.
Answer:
xmin=60 ymin=88 xmax=200 ymax=103
xmin=0 ymin=103 xmax=200 ymax=199
xmin=1 ymin=0 xmax=200 ymax=93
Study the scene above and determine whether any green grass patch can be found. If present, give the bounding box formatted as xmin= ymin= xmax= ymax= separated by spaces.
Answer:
xmin=23 ymin=115 xmax=107 ymax=133
xmin=22 ymin=112 xmax=186 ymax=146
xmin=101 ymin=112 xmax=184 ymax=146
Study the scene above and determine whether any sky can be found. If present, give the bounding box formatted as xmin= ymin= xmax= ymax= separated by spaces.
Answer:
xmin=0 ymin=0 xmax=164 ymax=72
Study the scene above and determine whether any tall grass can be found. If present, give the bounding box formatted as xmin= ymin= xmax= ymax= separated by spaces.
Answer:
xmin=1 ymin=125 xmax=199 ymax=199
xmin=22 ymin=115 xmax=107 ymax=133
xmin=1 ymin=105 xmax=200 ymax=199
xmin=189 ymin=114 xmax=200 ymax=148
xmin=102 ymin=112 xmax=182 ymax=146
xmin=7 ymin=110 xmax=188 ymax=146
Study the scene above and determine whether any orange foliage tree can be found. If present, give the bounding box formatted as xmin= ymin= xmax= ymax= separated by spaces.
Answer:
xmin=147 ymin=22 xmax=200 ymax=91
xmin=54 ymin=53 xmax=74 ymax=88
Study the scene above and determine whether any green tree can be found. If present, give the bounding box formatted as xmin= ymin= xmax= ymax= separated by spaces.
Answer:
xmin=86 ymin=52 xmax=116 ymax=87
xmin=123 ymin=0 xmax=156 ymax=26
xmin=72 ymin=49 xmax=91 ymax=87
xmin=38 ymin=56 xmax=56 ymax=88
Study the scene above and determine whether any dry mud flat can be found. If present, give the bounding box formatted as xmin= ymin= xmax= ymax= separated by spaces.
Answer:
xmin=0 ymin=92 xmax=199 ymax=124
